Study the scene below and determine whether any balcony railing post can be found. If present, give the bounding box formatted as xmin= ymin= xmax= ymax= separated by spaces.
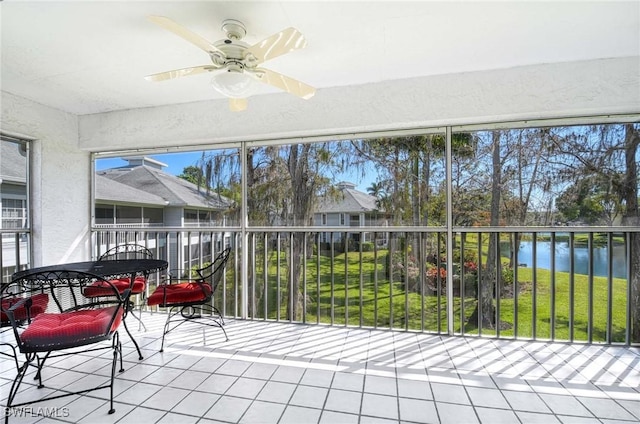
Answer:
xmin=550 ymin=232 xmax=556 ymax=341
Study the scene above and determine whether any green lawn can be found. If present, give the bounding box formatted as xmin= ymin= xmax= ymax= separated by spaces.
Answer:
xmin=233 ymin=248 xmax=630 ymax=343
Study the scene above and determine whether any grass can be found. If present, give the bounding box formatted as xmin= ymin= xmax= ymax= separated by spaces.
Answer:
xmin=223 ymin=247 xmax=630 ymax=344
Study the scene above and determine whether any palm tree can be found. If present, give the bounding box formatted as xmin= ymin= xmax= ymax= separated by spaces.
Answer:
xmin=367 ymin=182 xmax=384 ymax=197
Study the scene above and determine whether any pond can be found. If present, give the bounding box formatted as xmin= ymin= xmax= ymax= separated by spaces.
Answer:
xmin=514 ymin=240 xmax=628 ymax=279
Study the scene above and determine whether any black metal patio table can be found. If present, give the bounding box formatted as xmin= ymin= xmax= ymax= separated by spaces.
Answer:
xmin=12 ymin=258 xmax=168 ymax=359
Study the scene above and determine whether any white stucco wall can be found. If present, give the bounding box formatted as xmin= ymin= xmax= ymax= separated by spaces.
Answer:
xmin=78 ymin=57 xmax=640 ymax=152
xmin=1 ymin=92 xmax=91 ymax=266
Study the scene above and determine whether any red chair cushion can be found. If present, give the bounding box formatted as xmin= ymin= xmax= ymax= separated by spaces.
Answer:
xmin=147 ymin=282 xmax=212 ymax=306
xmin=131 ymin=276 xmax=147 ymax=294
xmin=84 ymin=277 xmax=146 ymax=298
xmin=20 ymin=306 xmax=123 ymax=350
xmin=1 ymin=293 xmax=49 ymax=324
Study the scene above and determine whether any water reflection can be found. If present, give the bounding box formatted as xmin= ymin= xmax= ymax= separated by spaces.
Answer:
xmin=515 ymin=240 xmax=627 ymax=279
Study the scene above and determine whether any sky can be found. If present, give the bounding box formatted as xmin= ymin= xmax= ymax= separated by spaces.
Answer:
xmin=95 ymin=151 xmax=375 ymax=192
xmin=95 ymin=152 xmax=203 ymax=177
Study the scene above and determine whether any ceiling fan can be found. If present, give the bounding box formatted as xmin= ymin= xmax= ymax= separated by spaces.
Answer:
xmin=145 ymin=16 xmax=316 ymax=111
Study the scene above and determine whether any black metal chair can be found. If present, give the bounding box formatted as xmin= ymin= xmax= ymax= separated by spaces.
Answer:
xmin=96 ymin=244 xmax=153 ymax=306
xmin=1 ymin=283 xmax=49 ymax=372
xmin=85 ymin=243 xmax=153 ymax=359
xmin=147 ymin=248 xmax=231 ymax=352
xmin=3 ymin=270 xmax=127 ymax=423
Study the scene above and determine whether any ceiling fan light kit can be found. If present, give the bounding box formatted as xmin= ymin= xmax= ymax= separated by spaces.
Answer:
xmin=210 ymin=66 xmax=256 ymax=98
xmin=145 ymin=16 xmax=315 ymax=111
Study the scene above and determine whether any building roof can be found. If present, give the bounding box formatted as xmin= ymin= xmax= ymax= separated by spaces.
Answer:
xmin=95 ymin=173 xmax=168 ymax=206
xmin=316 ymin=183 xmax=379 ymax=214
xmin=97 ymin=164 xmax=231 ymax=210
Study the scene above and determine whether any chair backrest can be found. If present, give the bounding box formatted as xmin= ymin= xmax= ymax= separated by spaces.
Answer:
xmin=195 ymin=248 xmax=231 ymax=292
xmin=4 ymin=270 xmax=126 ymax=352
xmin=99 ymin=244 xmax=153 ymax=261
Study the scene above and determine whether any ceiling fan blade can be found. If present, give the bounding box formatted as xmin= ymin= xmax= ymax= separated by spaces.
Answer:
xmin=255 ymin=68 xmax=316 ymax=99
xmin=148 ymin=16 xmax=225 ymax=57
xmin=244 ymin=27 xmax=307 ymax=64
xmin=145 ymin=65 xmax=218 ymax=82
xmin=229 ymin=98 xmax=248 ymax=112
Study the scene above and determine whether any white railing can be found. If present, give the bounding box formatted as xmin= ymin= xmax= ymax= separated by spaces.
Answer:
xmin=1 ymin=229 xmax=31 ymax=284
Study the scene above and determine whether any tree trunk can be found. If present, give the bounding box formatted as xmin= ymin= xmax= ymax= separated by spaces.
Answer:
xmin=286 ymin=144 xmax=314 ymax=321
xmin=481 ymin=131 xmax=502 ymax=328
xmin=622 ymin=125 xmax=640 ymax=342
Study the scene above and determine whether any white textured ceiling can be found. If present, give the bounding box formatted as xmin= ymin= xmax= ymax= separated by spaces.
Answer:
xmin=1 ymin=1 xmax=639 ymax=116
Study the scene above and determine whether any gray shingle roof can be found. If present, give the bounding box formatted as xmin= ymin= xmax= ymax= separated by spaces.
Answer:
xmin=95 ymin=173 xmax=167 ymax=206
xmin=97 ymin=165 xmax=231 ymax=210
xmin=316 ymin=187 xmax=378 ymax=213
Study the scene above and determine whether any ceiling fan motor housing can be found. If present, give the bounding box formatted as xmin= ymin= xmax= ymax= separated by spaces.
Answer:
xmin=221 ymin=19 xmax=247 ymax=41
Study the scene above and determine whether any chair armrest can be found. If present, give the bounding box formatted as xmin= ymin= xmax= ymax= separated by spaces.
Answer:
xmin=6 ymin=297 xmax=31 ymax=327
xmin=120 ymin=288 xmax=132 ymax=302
xmin=5 ymin=293 xmax=49 ymax=325
xmin=165 ymin=268 xmax=198 ymax=282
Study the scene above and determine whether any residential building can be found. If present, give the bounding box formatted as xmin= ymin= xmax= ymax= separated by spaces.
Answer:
xmin=314 ymin=182 xmax=389 ymax=248
xmin=95 ymin=156 xmax=233 ymax=270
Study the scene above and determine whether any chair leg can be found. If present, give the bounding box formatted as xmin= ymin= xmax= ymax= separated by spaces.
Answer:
xmin=159 ymin=307 xmax=184 ymax=352
xmin=212 ymin=306 xmax=226 ymax=326
xmin=204 ymin=305 xmax=228 ymax=341
xmin=116 ymin=332 xmax=124 ymax=373
xmin=34 ymin=352 xmax=51 ymax=388
xmin=0 ymin=343 xmax=20 ymax=372
xmin=157 ymin=304 xmax=229 ymax=352
xmin=159 ymin=307 xmax=174 ymax=353
xmin=128 ymin=302 xmax=148 ymax=333
xmin=6 ymin=353 xmax=35 ymax=423
xmin=218 ymin=322 xmax=229 ymax=342
xmin=109 ymin=332 xmax=121 ymax=415
xmin=126 ymin=294 xmax=148 ymax=333
xmin=121 ymin=316 xmax=144 ymax=360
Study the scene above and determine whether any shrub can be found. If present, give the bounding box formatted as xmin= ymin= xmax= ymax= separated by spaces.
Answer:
xmin=501 ymin=266 xmax=514 ymax=285
xmin=360 ymin=242 xmax=374 ymax=252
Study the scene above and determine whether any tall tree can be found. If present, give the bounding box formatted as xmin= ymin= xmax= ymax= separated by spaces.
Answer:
xmin=549 ymin=124 xmax=639 ymax=341
xmin=621 ymin=124 xmax=640 ymax=342
xmin=178 ymin=165 xmax=204 ymax=186
xmin=484 ymin=130 xmax=503 ymax=328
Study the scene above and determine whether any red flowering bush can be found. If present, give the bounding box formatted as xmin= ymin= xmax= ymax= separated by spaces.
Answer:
xmin=464 ymin=261 xmax=478 ymax=272
xmin=426 ymin=266 xmax=447 ymax=279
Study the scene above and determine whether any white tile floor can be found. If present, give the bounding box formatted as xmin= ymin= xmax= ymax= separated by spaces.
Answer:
xmin=1 ymin=313 xmax=639 ymax=423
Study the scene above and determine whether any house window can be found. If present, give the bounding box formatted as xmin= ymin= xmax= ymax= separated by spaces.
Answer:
xmin=322 ymin=213 xmax=327 ymax=225
xmin=340 ymin=213 xmax=345 ymax=225
xmin=199 ymin=210 xmax=212 ymax=225
xmin=116 ymin=205 xmax=141 ymax=224
xmin=95 ymin=205 xmax=115 ymax=225
xmin=144 ymin=207 xmax=163 ymax=224
xmin=184 ymin=209 xmax=198 ymax=224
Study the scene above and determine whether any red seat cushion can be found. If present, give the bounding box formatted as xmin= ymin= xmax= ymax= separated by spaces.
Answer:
xmin=1 ymin=293 xmax=49 ymax=324
xmin=20 ymin=306 xmax=123 ymax=350
xmin=147 ymin=282 xmax=212 ymax=306
xmin=131 ymin=276 xmax=147 ymax=293
xmin=84 ymin=277 xmax=146 ymax=298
